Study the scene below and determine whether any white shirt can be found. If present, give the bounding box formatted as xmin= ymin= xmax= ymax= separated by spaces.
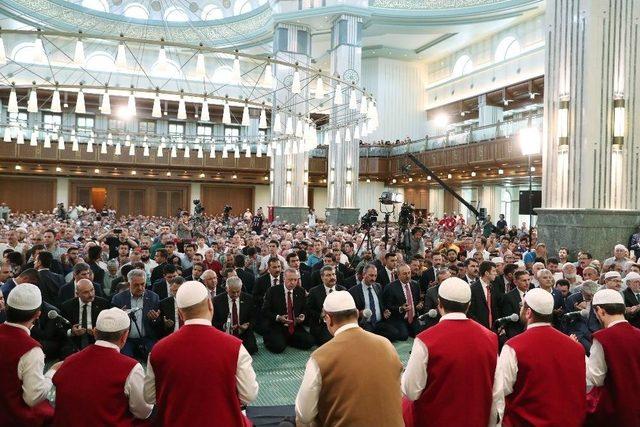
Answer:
xmin=143 ymin=318 xmax=258 ymax=405
xmin=468 ymin=249 xmax=490 ymax=261
xmin=94 ymin=340 xmax=153 ymax=419
xmin=586 ymin=319 xmax=628 ymax=387
xmin=271 ymin=274 xmax=281 ymax=287
xmin=386 ymin=267 xmax=395 ymax=282
xmin=5 ymin=322 xmax=55 ymax=407
xmin=480 ymin=279 xmax=492 ymax=302
xmin=295 ymin=323 xmax=359 ymax=423
xmin=259 ymin=254 xmax=289 ymax=272
xmin=401 ymin=313 xmax=499 ymax=427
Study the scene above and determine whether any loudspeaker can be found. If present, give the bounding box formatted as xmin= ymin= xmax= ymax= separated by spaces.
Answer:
xmin=519 ymin=190 xmax=542 ymax=215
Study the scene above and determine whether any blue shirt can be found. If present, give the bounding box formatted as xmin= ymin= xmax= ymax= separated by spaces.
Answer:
xmin=362 ymin=283 xmax=381 ymax=322
xmin=307 ymin=254 xmax=321 ymax=267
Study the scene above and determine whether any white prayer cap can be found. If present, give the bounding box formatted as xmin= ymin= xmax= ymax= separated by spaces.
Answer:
xmin=491 ymin=257 xmax=504 ymax=264
xmin=96 ymin=308 xmax=130 ymax=332
xmin=15 ymin=227 xmax=27 ymax=234
xmin=323 ymin=290 xmax=356 ymax=312
xmin=7 ymin=283 xmax=41 ymax=311
xmin=593 ymin=289 xmax=624 ymax=305
xmin=625 ymin=272 xmax=640 ymax=282
xmin=614 ymin=244 xmax=627 ymax=251
xmin=175 ymin=280 xmax=210 ymax=309
xmin=604 ymin=271 xmax=622 ymax=280
xmin=438 ymin=277 xmax=471 ymax=304
xmin=524 ymin=288 xmax=554 ymax=315
xmin=516 ymin=261 xmax=526 ymax=268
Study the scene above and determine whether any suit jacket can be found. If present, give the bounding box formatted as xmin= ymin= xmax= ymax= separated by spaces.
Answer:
xmin=58 ymin=280 xmax=105 ymax=306
xmin=500 ymin=289 xmax=525 ymax=339
xmin=418 ymin=267 xmax=436 ymax=292
xmin=38 ymin=270 xmax=65 ymax=306
xmin=253 ymin=273 xmax=284 ymax=314
xmin=1 ymin=278 xmax=18 ymax=299
xmin=262 ymin=284 xmax=307 ymax=331
xmin=152 ymin=280 xmax=170 ymax=300
xmin=492 ymin=275 xmax=508 ymax=295
xmin=156 ymin=296 xmax=178 ymax=338
xmin=298 ymin=270 xmax=313 ymax=291
xmin=25 ymin=260 xmax=64 ymax=276
xmin=111 ymin=289 xmax=160 ymax=339
xmin=31 ymin=301 xmax=67 ymax=345
xmin=213 ymin=292 xmax=255 ymax=332
xmin=88 ymin=262 xmax=105 ymax=288
xmin=349 ymin=282 xmax=384 ymax=326
xmin=307 ymin=284 xmax=347 ymax=328
xmin=299 ymin=263 xmax=312 ymax=274
xmin=235 ymin=268 xmax=256 ymax=294
xmin=342 ymin=274 xmax=358 ymax=290
xmin=382 ymin=280 xmax=421 ymax=323
xmin=376 ymin=267 xmax=394 ymax=289
xmin=422 ymin=284 xmax=441 ymax=328
xmin=468 ymin=281 xmax=501 ymax=330
xmin=150 ymin=262 xmax=167 ymax=285
xmin=623 ymin=288 xmax=640 ymax=328
xmin=61 ymin=296 xmax=110 ymax=347
xmin=310 ymin=269 xmax=345 ymax=289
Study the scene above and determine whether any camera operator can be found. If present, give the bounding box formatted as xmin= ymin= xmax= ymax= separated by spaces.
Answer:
xmin=406 ymin=227 xmax=426 ymax=258
xmin=56 ymin=203 xmax=68 ymax=221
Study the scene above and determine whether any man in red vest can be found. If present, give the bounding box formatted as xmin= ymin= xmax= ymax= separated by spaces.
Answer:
xmin=143 ymin=280 xmax=259 ymax=426
xmin=402 ymin=277 xmax=499 ymax=427
xmin=53 ymin=307 xmax=153 ymax=426
xmin=0 ymin=283 xmax=60 ymax=427
xmin=495 ymin=288 xmax=586 ymax=427
xmin=587 ymin=288 xmax=640 ymax=426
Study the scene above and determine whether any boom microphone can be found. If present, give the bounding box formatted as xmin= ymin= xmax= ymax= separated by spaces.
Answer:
xmin=563 ymin=310 xmax=584 ymax=319
xmin=494 ymin=313 xmax=519 ymax=325
xmin=47 ymin=310 xmax=71 ymax=325
xmin=418 ymin=309 xmax=438 ymax=321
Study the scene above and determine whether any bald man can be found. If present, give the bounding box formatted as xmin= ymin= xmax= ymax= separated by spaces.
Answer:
xmin=60 ymin=279 xmax=111 ymax=358
xmin=383 ymin=264 xmax=423 ymax=340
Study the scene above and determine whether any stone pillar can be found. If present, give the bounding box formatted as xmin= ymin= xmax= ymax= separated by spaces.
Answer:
xmin=190 ymin=183 xmax=201 ymax=215
xmin=56 ymin=177 xmax=69 ymax=205
xmin=477 ymin=94 xmax=503 ymax=126
xmin=270 ymin=23 xmax=311 ymax=224
xmin=326 ymin=14 xmax=363 ymax=225
xmin=537 ymin=0 xmax=640 ymax=259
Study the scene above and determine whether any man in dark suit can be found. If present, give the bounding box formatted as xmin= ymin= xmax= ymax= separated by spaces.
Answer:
xmin=156 ymin=276 xmax=185 ymax=338
xmin=349 ymin=263 xmax=399 ymax=341
xmin=34 ymin=251 xmax=65 ymax=305
xmin=498 ymin=263 xmax=518 ymax=295
xmin=213 ymin=276 xmax=257 ymax=354
xmin=376 ymin=252 xmax=398 ymax=289
xmin=150 ymin=249 xmax=168 ymax=285
xmin=31 ymin=300 xmax=68 ymax=359
xmin=58 ymin=262 xmax=106 ymax=305
xmin=422 ymin=269 xmax=453 ymax=330
xmin=310 ymin=253 xmax=345 ymax=288
xmin=307 ymin=266 xmax=347 ymax=346
xmin=24 ymin=244 xmax=65 ymax=275
xmin=419 ymin=252 xmax=443 ymax=291
xmin=623 ymin=272 xmax=640 ymax=328
xmin=85 ymin=245 xmax=105 ymax=290
xmin=462 ymin=258 xmax=480 ymax=285
xmin=286 ymin=252 xmax=312 ymax=291
xmin=261 ymin=268 xmax=314 ymax=353
xmin=60 ymin=279 xmax=110 ymax=358
xmin=491 ymin=257 xmax=508 ymax=294
xmin=234 ymin=254 xmax=255 ymax=294
xmin=500 ymin=270 xmax=529 ymax=340
xmin=111 ymin=268 xmax=160 ymax=359
xmin=468 ymin=261 xmax=501 ymax=331
xmin=252 ymin=257 xmax=284 ymax=334
xmin=1 ymin=268 xmax=39 ymax=300
xmin=383 ymin=264 xmax=422 ymax=340
xmin=152 ymin=264 xmax=179 ymax=300
xmin=564 ymin=280 xmax=601 ymax=354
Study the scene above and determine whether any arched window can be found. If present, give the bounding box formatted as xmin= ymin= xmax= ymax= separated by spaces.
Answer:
xmin=11 ymin=42 xmax=36 ymax=63
xmin=85 ymin=51 xmax=116 ymax=71
xmin=123 ymin=3 xmax=149 ymax=19
xmin=234 ymin=0 xmax=253 ymax=15
xmin=165 ymin=6 xmax=189 ymax=21
xmin=212 ymin=65 xmax=233 ymax=83
xmin=452 ymin=55 xmax=473 ymax=78
xmin=81 ymin=0 xmax=109 ymax=12
xmin=201 ymin=4 xmax=224 ymax=20
xmin=495 ymin=36 xmax=521 ymax=62
xmin=151 ymin=59 xmax=183 ymax=79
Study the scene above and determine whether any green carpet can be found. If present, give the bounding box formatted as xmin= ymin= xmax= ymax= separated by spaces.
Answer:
xmin=250 ymin=337 xmax=414 ymax=407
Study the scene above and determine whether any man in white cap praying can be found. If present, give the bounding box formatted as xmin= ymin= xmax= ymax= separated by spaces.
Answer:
xmin=622 ymin=271 xmax=640 ymax=328
xmin=0 ymin=283 xmax=60 ymax=426
xmin=143 ymin=280 xmax=258 ymax=426
xmin=402 ymin=277 xmax=498 ymax=427
xmin=53 ymin=307 xmax=153 ymax=426
xmin=296 ymin=290 xmax=403 ymax=427
xmin=586 ymin=288 xmax=640 ymax=426
xmin=602 ymin=270 xmax=623 ymax=292
xmin=495 ymin=288 xmax=586 ymax=427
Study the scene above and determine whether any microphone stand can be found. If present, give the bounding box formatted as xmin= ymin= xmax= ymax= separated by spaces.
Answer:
xmin=128 ymin=309 xmax=148 ymax=360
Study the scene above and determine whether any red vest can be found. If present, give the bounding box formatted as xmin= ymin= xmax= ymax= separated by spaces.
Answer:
xmin=53 ymin=344 xmax=139 ymax=427
xmin=504 ymin=325 xmax=586 ymax=427
xmin=150 ymin=324 xmax=243 ymax=426
xmin=413 ymin=319 xmax=497 ymax=427
xmin=0 ymin=323 xmax=54 ymax=427
xmin=590 ymin=322 xmax=640 ymax=426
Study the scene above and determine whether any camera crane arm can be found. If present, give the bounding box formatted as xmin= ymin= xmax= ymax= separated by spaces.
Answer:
xmin=406 ymin=153 xmax=480 ymax=219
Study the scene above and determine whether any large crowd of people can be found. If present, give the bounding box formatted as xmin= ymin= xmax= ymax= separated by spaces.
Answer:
xmin=0 ymin=206 xmax=639 ymax=426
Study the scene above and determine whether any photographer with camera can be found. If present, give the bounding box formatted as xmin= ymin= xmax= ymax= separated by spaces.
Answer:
xmin=406 ymin=227 xmax=426 ymax=258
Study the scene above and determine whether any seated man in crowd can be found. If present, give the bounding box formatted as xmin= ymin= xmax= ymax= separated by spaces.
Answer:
xmin=156 ymin=276 xmax=185 ymax=338
xmin=213 ymin=276 xmax=257 ymax=354
xmin=307 ymin=266 xmax=347 ymax=346
xmin=383 ymin=264 xmax=422 ymax=340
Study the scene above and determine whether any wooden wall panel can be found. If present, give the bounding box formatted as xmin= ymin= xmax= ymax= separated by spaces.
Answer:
xmin=0 ymin=177 xmax=56 ymax=213
xmin=201 ymin=185 xmax=253 ymax=216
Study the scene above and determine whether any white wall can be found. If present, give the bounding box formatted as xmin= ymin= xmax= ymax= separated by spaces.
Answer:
xmin=56 ymin=178 xmax=69 ymax=205
xmin=362 ymin=57 xmax=428 ymax=142
xmin=357 ymin=181 xmax=386 ymax=215
xmin=254 ymin=184 xmax=270 ymax=211
xmin=313 ymin=187 xmax=328 ymax=219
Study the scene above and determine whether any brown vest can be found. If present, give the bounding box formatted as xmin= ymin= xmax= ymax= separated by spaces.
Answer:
xmin=312 ymin=326 xmax=404 ymax=427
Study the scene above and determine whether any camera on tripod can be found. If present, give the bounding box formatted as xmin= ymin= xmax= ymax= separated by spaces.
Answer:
xmin=398 ymin=203 xmax=415 ymax=229
xmin=360 ymin=209 xmax=378 ymax=230
xmin=223 ymin=205 xmax=232 ymax=214
xmin=193 ymin=200 xmax=205 ymax=215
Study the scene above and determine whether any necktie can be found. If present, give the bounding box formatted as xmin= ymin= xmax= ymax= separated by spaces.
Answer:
xmin=81 ymin=304 xmax=89 ymax=348
xmin=367 ymin=286 xmax=378 ymax=325
xmin=328 ymin=288 xmax=333 ymax=294
xmin=404 ymin=283 xmax=414 ymax=324
xmin=231 ymin=298 xmax=239 ymax=336
xmin=273 ymin=277 xmax=278 ymax=287
xmin=286 ymin=291 xmax=295 ymax=335
xmin=390 ymin=271 xmax=395 ymax=282
xmin=486 ymin=285 xmax=493 ymax=326
xmin=636 ymin=293 xmax=640 ymax=302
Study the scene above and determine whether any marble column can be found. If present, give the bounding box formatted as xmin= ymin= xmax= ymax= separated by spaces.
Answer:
xmin=56 ymin=177 xmax=69 ymax=205
xmin=270 ymin=23 xmax=311 ymax=224
xmin=326 ymin=14 xmax=363 ymax=225
xmin=537 ymin=0 xmax=640 ymax=259
xmin=190 ymin=183 xmax=201 ymax=215
xmin=477 ymin=94 xmax=503 ymax=126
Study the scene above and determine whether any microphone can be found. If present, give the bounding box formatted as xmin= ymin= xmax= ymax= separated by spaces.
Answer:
xmin=47 ymin=310 xmax=71 ymax=325
xmin=494 ymin=313 xmax=519 ymax=325
xmin=563 ymin=310 xmax=584 ymax=319
xmin=124 ymin=307 xmax=142 ymax=316
xmin=418 ymin=309 xmax=438 ymax=321
xmin=362 ymin=309 xmax=372 ymax=321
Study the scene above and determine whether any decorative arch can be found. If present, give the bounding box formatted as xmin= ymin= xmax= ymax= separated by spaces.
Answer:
xmin=212 ymin=65 xmax=233 ymax=83
xmin=123 ymin=3 xmax=149 ymax=19
xmin=452 ymin=54 xmax=473 ymax=78
xmin=85 ymin=51 xmax=116 ymax=71
xmin=234 ymin=0 xmax=253 ymax=15
xmin=164 ymin=6 xmax=189 ymax=21
xmin=201 ymin=4 xmax=224 ymax=20
xmin=81 ymin=0 xmax=108 ymax=12
xmin=151 ymin=59 xmax=183 ymax=79
xmin=11 ymin=42 xmax=36 ymax=63
xmin=495 ymin=36 xmax=521 ymax=62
